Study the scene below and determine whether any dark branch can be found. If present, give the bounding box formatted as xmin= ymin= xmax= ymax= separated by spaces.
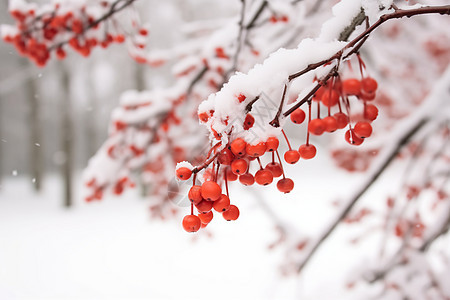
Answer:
xmin=297 ymin=118 xmax=429 ymax=273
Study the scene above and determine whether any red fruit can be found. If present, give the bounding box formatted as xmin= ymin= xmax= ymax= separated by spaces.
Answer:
xmin=284 ymin=150 xmax=300 ymax=164
xmin=198 ymin=211 xmax=213 ymax=224
xmin=188 ymin=185 xmax=203 ymax=205
xmin=323 ymin=116 xmax=338 ymax=132
xmin=360 ymin=90 xmax=376 ymax=101
xmin=246 ymin=142 xmax=267 ymax=157
xmin=196 ymin=200 xmax=213 ymax=213
xmin=342 ymin=79 xmax=361 ymax=95
xmin=313 ymin=85 xmax=326 ymax=101
xmin=333 ymin=112 xmax=349 ymax=129
xmin=243 ymin=114 xmax=255 ymax=130
xmin=265 ymin=162 xmax=283 ymax=177
xmin=266 ymin=137 xmax=279 ymax=152
xmin=277 ymin=178 xmax=294 ymax=193
xmin=198 ymin=112 xmax=209 ymax=123
xmin=308 ymin=119 xmax=326 ymax=135
xmin=213 ymin=194 xmax=231 ymax=212
xmin=345 ymin=130 xmax=364 ymax=146
xmin=230 ymin=138 xmax=247 ymax=156
xmin=56 ymin=47 xmax=66 ymax=60
xmin=139 ymin=28 xmax=148 ymax=36
xmin=364 ymin=104 xmax=378 ymax=121
xmin=231 ymin=159 xmax=248 ymax=175
xmin=218 ymin=148 xmax=234 ymax=165
xmin=237 ymin=94 xmax=246 ymax=103
xmin=201 ymin=181 xmax=222 ymax=201
xmin=239 ymin=173 xmax=255 ymax=186
xmin=354 ymin=121 xmax=372 ymax=138
xmin=225 ymin=168 xmax=238 ymax=181
xmin=176 ymin=167 xmax=192 ymax=180
xmin=182 ymin=215 xmax=201 ymax=232
xmin=321 ymin=89 xmax=339 ymax=107
xmin=255 ymin=169 xmax=273 ymax=186
xmin=222 ymin=205 xmax=239 ymax=221
xmin=298 ymin=144 xmax=316 ymax=159
xmin=361 ymin=77 xmax=378 ymax=94
xmin=290 ymin=108 xmax=306 ymax=124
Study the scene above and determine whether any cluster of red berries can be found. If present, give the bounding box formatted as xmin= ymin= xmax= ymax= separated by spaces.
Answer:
xmin=185 ymin=72 xmax=379 ymax=232
xmin=2 ymin=3 xmax=146 ymax=66
xmin=176 ymin=134 xmax=302 ymax=232
xmin=289 ymin=75 xmax=379 ymax=147
xmin=176 ymin=167 xmax=240 ymax=232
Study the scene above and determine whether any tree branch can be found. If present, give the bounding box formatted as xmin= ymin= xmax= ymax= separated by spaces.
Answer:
xmin=296 ymin=118 xmax=428 ymax=273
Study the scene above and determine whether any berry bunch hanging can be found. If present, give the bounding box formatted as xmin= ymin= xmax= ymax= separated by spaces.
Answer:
xmin=1 ymin=0 xmax=146 ymax=66
xmin=177 ymin=37 xmax=384 ymax=232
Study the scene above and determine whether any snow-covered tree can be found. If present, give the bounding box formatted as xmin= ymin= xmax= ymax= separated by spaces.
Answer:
xmin=2 ymin=0 xmax=450 ymax=298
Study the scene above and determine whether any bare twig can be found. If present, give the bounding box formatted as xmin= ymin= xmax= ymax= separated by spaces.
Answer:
xmin=296 ymin=118 xmax=428 ymax=273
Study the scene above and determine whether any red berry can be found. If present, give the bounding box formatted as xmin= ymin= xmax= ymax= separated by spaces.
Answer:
xmin=246 ymin=142 xmax=267 ymax=157
xmin=364 ymin=104 xmax=378 ymax=121
xmin=182 ymin=215 xmax=201 ymax=232
xmin=345 ymin=130 xmax=364 ymax=146
xmin=308 ymin=119 xmax=326 ymax=135
xmin=201 ymin=181 xmax=222 ymax=201
xmin=361 ymin=77 xmax=378 ymax=94
xmin=323 ymin=116 xmax=338 ymax=132
xmin=298 ymin=144 xmax=316 ymax=159
xmin=354 ymin=121 xmax=372 ymax=138
xmin=277 ymin=178 xmax=294 ymax=193
xmin=313 ymin=85 xmax=326 ymax=101
xmin=239 ymin=173 xmax=255 ymax=186
xmin=237 ymin=94 xmax=246 ymax=103
xmin=342 ymin=79 xmax=361 ymax=95
xmin=243 ymin=114 xmax=255 ymax=130
xmin=188 ymin=185 xmax=203 ymax=205
xmin=290 ymin=108 xmax=306 ymax=124
xmin=176 ymin=167 xmax=192 ymax=180
xmin=196 ymin=200 xmax=213 ymax=213
xmin=265 ymin=162 xmax=283 ymax=177
xmin=198 ymin=211 xmax=213 ymax=224
xmin=360 ymin=90 xmax=376 ymax=101
xmin=255 ymin=169 xmax=273 ymax=185
xmin=266 ymin=137 xmax=279 ymax=152
xmin=225 ymin=168 xmax=238 ymax=181
xmin=198 ymin=112 xmax=210 ymax=123
xmin=139 ymin=28 xmax=148 ymax=36
xmin=333 ymin=112 xmax=349 ymax=129
xmin=321 ymin=89 xmax=339 ymax=107
xmin=230 ymin=138 xmax=247 ymax=156
xmin=231 ymin=159 xmax=248 ymax=175
xmin=222 ymin=205 xmax=239 ymax=221
xmin=213 ymin=194 xmax=231 ymax=212
xmin=218 ymin=148 xmax=235 ymax=165
xmin=284 ymin=150 xmax=300 ymax=164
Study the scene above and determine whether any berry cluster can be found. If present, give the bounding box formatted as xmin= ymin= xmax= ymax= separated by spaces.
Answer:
xmin=296 ymin=74 xmax=379 ymax=148
xmin=176 ymin=134 xmax=300 ymax=232
xmin=179 ymin=59 xmax=380 ymax=232
xmin=176 ymin=167 xmax=240 ymax=232
xmin=2 ymin=0 xmax=145 ymax=66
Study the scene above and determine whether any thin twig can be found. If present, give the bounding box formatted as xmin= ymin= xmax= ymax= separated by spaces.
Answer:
xmin=296 ymin=118 xmax=428 ymax=273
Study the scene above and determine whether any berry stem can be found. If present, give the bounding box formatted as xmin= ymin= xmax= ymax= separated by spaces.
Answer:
xmin=275 ymin=150 xmax=286 ymax=179
xmin=281 ymin=129 xmax=293 ymax=150
xmin=224 ymin=170 xmax=229 ymax=197
xmin=256 ymin=157 xmax=263 ymax=170
xmin=306 ymin=101 xmax=312 ymax=145
xmin=215 ymin=163 xmax=221 ymax=182
xmin=317 ymin=101 xmax=320 ymax=119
